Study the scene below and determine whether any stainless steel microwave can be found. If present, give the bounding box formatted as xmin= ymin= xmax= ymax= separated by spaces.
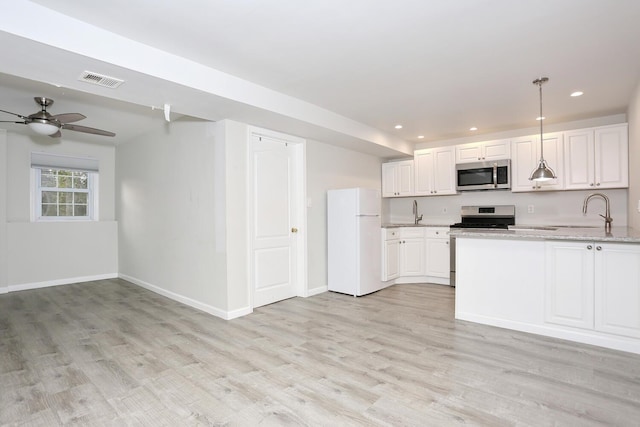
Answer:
xmin=456 ymin=159 xmax=511 ymax=191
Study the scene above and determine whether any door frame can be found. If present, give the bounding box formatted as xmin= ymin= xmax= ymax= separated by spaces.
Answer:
xmin=247 ymin=126 xmax=308 ymax=309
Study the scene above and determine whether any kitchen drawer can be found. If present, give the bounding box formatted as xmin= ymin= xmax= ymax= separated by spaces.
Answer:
xmin=424 ymin=227 xmax=449 ymax=239
xmin=384 ymin=228 xmax=401 ymax=240
xmin=399 ymin=227 xmax=425 ymax=238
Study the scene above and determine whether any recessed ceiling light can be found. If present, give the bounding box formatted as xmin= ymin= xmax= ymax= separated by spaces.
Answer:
xmin=469 ymin=127 xmax=478 ymax=131
xmin=536 ymin=116 xmax=545 ymax=121
xmin=417 ymin=135 xmax=424 ymax=139
xmin=570 ymin=91 xmax=584 ymax=97
xmin=394 ymin=124 xmax=403 ymax=129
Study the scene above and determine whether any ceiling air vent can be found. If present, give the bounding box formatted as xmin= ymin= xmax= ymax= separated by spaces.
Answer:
xmin=78 ymin=71 xmax=124 ymax=89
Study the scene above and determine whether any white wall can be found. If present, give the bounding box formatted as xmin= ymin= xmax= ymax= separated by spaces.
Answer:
xmin=415 ymin=114 xmax=627 ymax=151
xmin=116 ymin=119 xmax=382 ymax=316
xmin=116 ymin=119 xmax=237 ymax=316
xmin=306 ymin=140 xmax=382 ymax=293
xmin=0 ymin=131 xmax=7 ymax=290
xmin=628 ymin=80 xmax=640 ymax=230
xmin=218 ymin=120 xmax=250 ymax=315
xmin=1 ymin=131 xmax=117 ymax=291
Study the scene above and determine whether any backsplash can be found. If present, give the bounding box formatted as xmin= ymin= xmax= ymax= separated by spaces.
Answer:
xmin=385 ymin=188 xmax=628 ymax=227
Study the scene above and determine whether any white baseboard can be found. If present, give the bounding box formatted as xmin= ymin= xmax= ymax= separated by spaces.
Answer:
xmin=306 ymin=285 xmax=327 ymax=297
xmin=0 ymin=286 xmax=7 ymax=294
xmin=6 ymin=273 xmax=118 ymax=293
xmin=456 ymin=312 xmax=640 ymax=355
xmin=119 ymin=274 xmax=252 ymax=320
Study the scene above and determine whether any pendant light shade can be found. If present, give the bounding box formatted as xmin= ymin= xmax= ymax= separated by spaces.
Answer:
xmin=530 ymin=159 xmax=556 ymax=181
xmin=529 ymin=77 xmax=556 ymax=182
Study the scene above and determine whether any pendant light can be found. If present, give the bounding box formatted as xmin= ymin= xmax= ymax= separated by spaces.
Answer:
xmin=529 ymin=77 xmax=556 ymax=182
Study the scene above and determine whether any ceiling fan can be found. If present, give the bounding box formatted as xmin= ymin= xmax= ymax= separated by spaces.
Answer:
xmin=0 ymin=97 xmax=115 ymax=138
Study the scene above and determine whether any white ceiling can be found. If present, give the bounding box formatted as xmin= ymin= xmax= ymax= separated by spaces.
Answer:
xmin=1 ymin=0 xmax=640 ymax=155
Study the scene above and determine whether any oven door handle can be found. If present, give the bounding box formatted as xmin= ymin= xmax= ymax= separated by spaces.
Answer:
xmin=492 ymin=163 xmax=498 ymax=188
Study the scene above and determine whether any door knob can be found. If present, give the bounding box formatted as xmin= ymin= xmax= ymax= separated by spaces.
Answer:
xmin=291 ymin=227 xmax=298 ymax=233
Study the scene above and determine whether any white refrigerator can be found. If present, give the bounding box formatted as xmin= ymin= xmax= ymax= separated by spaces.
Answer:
xmin=327 ymin=188 xmax=385 ymax=296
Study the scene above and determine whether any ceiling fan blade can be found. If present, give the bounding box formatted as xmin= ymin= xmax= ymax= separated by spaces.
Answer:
xmin=50 ymin=113 xmax=86 ymax=124
xmin=0 ymin=120 xmax=27 ymax=124
xmin=0 ymin=109 xmax=28 ymax=120
xmin=61 ymin=123 xmax=115 ymax=137
xmin=49 ymin=130 xmax=62 ymax=138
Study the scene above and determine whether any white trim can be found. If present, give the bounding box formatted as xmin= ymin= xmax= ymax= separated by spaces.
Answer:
xmin=0 ymin=287 xmax=8 ymax=295
xmin=119 ymin=274 xmax=252 ymax=320
xmin=306 ymin=285 xmax=328 ymax=297
xmin=7 ymin=273 xmax=118 ymax=293
xmin=30 ymin=151 xmax=99 ymax=172
xmin=246 ymin=126 xmax=308 ymax=306
xmin=31 ymin=167 xmax=99 ymax=221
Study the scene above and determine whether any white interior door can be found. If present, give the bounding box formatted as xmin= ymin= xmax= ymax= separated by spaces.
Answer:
xmin=250 ymin=131 xmax=304 ymax=308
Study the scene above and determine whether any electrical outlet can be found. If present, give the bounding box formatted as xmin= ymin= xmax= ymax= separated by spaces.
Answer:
xmin=527 ymin=205 xmax=535 ymax=214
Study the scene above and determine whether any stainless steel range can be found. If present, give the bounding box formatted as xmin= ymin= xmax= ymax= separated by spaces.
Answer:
xmin=449 ymin=205 xmax=516 ymax=286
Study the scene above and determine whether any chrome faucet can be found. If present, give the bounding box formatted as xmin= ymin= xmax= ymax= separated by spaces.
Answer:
xmin=413 ymin=200 xmax=423 ymax=225
xmin=583 ymin=192 xmax=612 ymax=232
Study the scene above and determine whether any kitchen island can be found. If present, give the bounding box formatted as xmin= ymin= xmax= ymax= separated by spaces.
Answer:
xmin=451 ymin=226 xmax=640 ymax=354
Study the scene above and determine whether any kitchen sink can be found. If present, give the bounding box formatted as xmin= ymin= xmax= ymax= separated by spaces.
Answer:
xmin=552 ymin=225 xmax=600 ymax=229
xmin=508 ymin=226 xmax=557 ymax=231
xmin=508 ymin=225 xmax=602 ymax=231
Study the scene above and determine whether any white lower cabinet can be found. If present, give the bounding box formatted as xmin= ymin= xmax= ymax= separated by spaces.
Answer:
xmin=425 ymin=228 xmax=450 ymax=278
xmin=545 ymin=241 xmax=595 ymax=329
xmin=455 ymin=236 xmax=640 ymax=354
xmin=382 ymin=227 xmax=450 ymax=284
xmin=382 ymin=235 xmax=400 ymax=281
xmin=545 ymin=241 xmax=640 ymax=339
xmin=595 ymin=243 xmax=640 ymax=338
xmin=399 ymin=233 xmax=426 ymax=276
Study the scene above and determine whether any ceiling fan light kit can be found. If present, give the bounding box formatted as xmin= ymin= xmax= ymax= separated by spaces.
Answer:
xmin=0 ymin=97 xmax=115 ymax=138
xmin=529 ymin=77 xmax=557 ymax=182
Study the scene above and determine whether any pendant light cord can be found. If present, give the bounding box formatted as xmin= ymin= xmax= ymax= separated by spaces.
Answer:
xmin=538 ymin=80 xmax=544 ymax=162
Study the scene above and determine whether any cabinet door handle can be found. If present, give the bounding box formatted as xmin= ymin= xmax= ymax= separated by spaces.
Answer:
xmin=596 ymin=183 xmax=601 ymax=186
xmin=587 ymin=245 xmax=593 ymax=250
xmin=590 ymin=183 xmax=595 ymax=187
xmin=596 ymin=246 xmax=602 ymax=251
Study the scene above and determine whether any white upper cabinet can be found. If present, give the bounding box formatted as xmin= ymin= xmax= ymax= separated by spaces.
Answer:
xmin=414 ymin=146 xmax=456 ymax=196
xmin=455 ymin=139 xmax=511 ymax=163
xmin=564 ymin=124 xmax=628 ymax=190
xmin=511 ymin=132 xmax=564 ymax=192
xmin=382 ymin=160 xmax=414 ymax=198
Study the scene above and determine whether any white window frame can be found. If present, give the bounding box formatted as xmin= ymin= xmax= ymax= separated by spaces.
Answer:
xmin=31 ymin=167 xmax=99 ymax=222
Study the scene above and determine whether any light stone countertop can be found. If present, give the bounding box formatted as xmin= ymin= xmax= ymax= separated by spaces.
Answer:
xmin=382 ymin=223 xmax=451 ymax=228
xmin=449 ymin=225 xmax=640 ymax=243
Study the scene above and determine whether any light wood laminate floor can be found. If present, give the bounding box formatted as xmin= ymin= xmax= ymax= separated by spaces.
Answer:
xmin=1 ymin=279 xmax=640 ymax=426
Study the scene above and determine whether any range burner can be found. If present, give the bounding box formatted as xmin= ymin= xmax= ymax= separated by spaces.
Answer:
xmin=450 ymin=222 xmax=510 ymax=229
xmin=450 ymin=205 xmax=515 ymax=229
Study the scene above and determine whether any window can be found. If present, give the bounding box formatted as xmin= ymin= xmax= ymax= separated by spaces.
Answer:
xmin=35 ymin=168 xmax=93 ymax=219
xmin=30 ymin=152 xmax=99 ymax=221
